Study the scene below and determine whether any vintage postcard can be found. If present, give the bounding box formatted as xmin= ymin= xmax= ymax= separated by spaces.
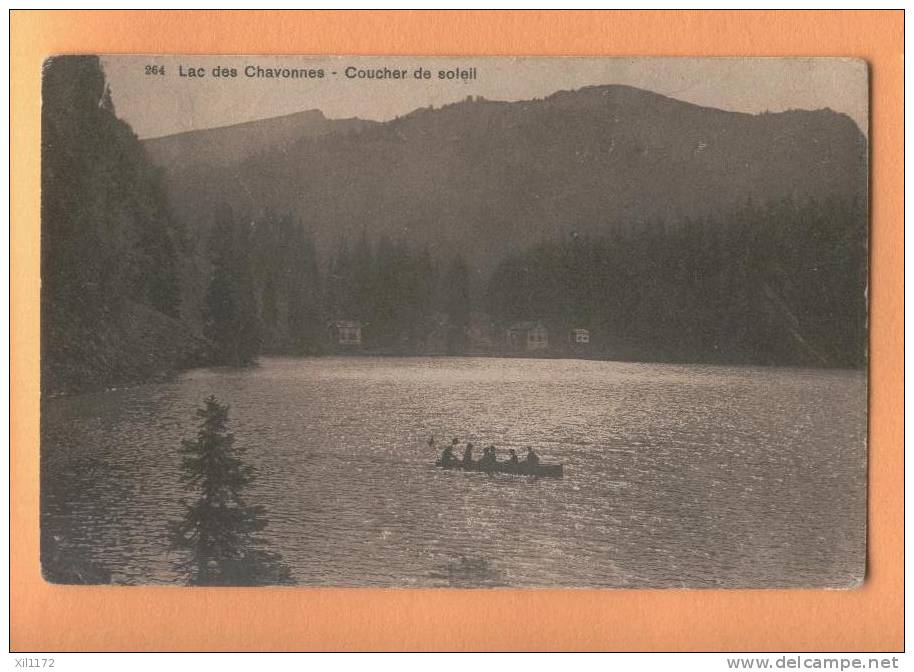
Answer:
xmin=40 ymin=55 xmax=868 ymax=588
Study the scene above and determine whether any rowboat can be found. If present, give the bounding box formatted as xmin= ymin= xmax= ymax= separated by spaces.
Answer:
xmin=435 ymin=458 xmax=563 ymax=479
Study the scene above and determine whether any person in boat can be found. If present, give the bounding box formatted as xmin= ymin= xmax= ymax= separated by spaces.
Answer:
xmin=480 ymin=445 xmax=497 ymax=467
xmin=462 ymin=442 xmax=474 ymax=466
xmin=525 ymin=447 xmax=539 ymax=467
xmin=507 ymin=449 xmax=519 ymax=464
xmin=441 ymin=437 xmax=460 ymax=466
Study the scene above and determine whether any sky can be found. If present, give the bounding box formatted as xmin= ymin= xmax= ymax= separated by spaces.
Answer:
xmin=100 ymin=55 xmax=868 ymax=139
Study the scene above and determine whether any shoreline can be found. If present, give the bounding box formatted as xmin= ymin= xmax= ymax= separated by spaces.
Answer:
xmin=41 ymin=351 xmax=867 ymax=400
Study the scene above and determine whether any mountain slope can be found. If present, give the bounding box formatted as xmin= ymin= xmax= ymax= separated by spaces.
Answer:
xmin=144 ymin=109 xmax=377 ymax=168
xmin=145 ymin=85 xmax=867 ymax=269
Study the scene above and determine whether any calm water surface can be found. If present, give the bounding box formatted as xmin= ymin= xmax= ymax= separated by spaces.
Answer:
xmin=41 ymin=356 xmax=866 ymax=588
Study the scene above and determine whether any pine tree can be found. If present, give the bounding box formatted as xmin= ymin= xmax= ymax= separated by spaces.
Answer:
xmin=372 ymin=234 xmax=400 ymax=347
xmin=443 ymin=253 xmax=472 ymax=353
xmin=326 ymin=235 xmax=354 ymax=320
xmin=352 ymin=230 xmax=375 ymax=323
xmin=204 ymin=206 xmax=261 ymax=365
xmin=170 ymin=396 xmax=293 ymax=586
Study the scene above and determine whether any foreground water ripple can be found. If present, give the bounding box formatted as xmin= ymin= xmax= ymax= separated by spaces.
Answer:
xmin=41 ymin=356 xmax=866 ymax=588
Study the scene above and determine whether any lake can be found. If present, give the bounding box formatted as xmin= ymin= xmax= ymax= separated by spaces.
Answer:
xmin=40 ymin=356 xmax=867 ymax=588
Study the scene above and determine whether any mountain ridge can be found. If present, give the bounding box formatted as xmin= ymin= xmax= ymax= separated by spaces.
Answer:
xmin=143 ymin=83 xmax=867 ymax=271
xmin=143 ymin=108 xmax=378 ymax=168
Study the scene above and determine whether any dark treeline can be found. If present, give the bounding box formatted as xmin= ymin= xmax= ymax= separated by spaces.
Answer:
xmin=41 ymin=56 xmax=199 ymax=393
xmin=325 ymin=232 xmax=470 ymax=350
xmin=203 ymin=206 xmax=327 ymax=364
xmin=487 ymin=196 xmax=867 ymax=367
xmin=204 ymin=207 xmax=474 ymax=361
xmin=208 ymin=193 xmax=865 ymax=368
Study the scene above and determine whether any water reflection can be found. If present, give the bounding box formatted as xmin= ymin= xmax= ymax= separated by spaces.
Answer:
xmin=41 ymin=356 xmax=867 ymax=588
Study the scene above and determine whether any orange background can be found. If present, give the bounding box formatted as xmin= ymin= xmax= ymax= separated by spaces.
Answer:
xmin=10 ymin=10 xmax=904 ymax=652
